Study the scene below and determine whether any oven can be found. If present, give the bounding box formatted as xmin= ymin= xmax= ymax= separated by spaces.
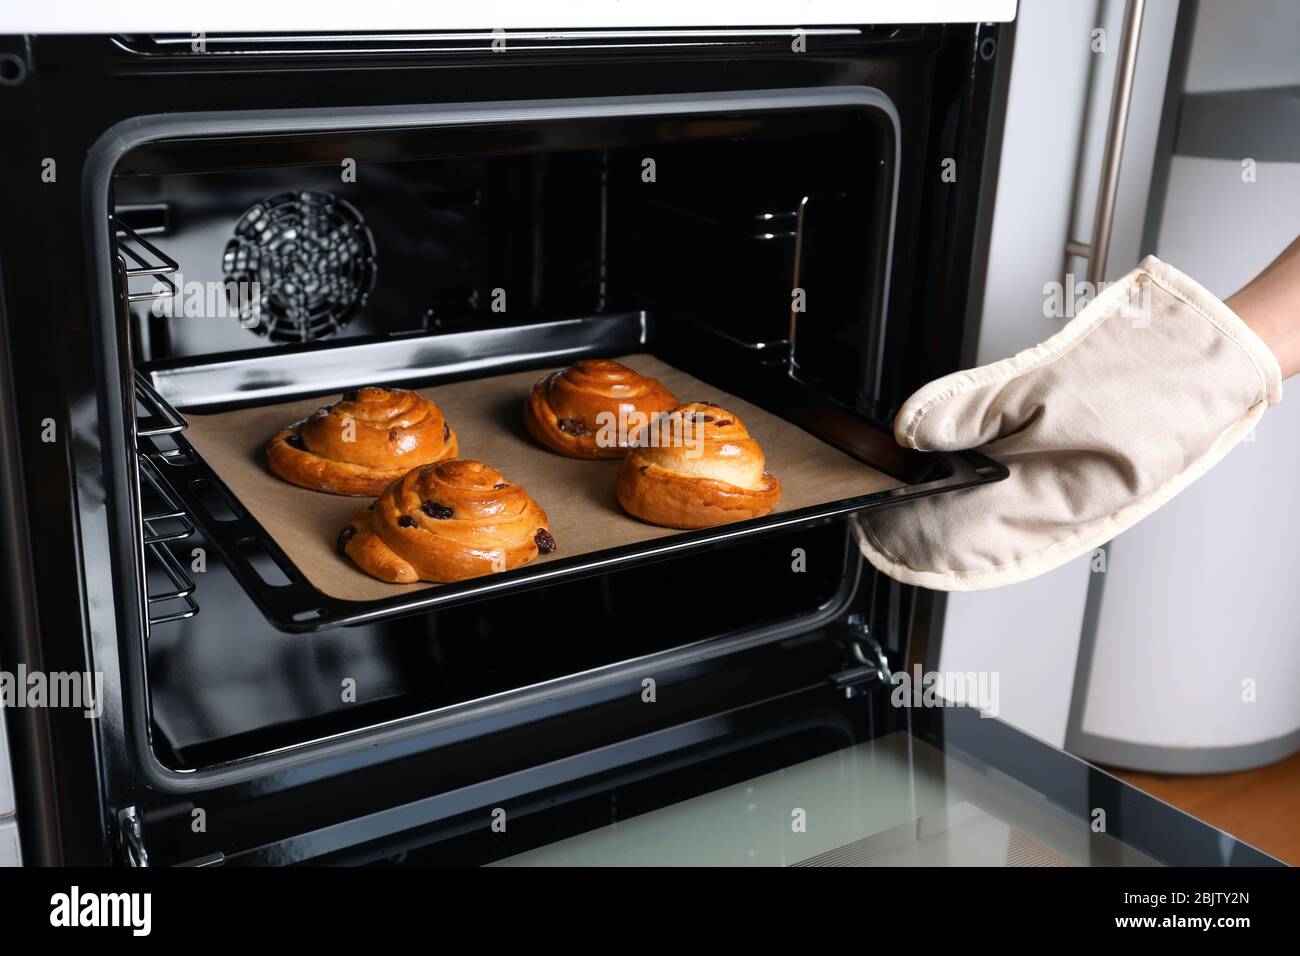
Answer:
xmin=0 ymin=17 xmax=1280 ymax=868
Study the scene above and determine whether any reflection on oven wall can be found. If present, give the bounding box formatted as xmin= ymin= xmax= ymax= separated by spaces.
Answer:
xmin=938 ymin=0 xmax=1300 ymax=772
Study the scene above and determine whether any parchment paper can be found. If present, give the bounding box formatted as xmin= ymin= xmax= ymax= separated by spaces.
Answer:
xmin=181 ymin=354 xmax=902 ymax=603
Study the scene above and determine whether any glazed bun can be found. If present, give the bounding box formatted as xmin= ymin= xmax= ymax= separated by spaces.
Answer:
xmin=267 ymin=386 xmax=457 ymax=496
xmin=615 ymin=402 xmax=781 ymax=529
xmin=341 ymin=459 xmax=553 ymax=584
xmin=525 ymin=359 xmax=678 ymax=459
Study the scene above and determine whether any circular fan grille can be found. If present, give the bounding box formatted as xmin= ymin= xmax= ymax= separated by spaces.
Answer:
xmin=223 ymin=191 xmax=377 ymax=343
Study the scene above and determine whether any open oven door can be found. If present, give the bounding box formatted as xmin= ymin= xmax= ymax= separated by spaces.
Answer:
xmin=267 ymin=641 xmax=1282 ymax=867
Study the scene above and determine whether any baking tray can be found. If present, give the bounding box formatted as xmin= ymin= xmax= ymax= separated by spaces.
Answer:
xmin=141 ymin=318 xmax=1007 ymax=632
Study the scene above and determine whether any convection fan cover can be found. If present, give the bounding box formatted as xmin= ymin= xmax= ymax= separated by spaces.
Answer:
xmin=223 ymin=191 xmax=377 ymax=343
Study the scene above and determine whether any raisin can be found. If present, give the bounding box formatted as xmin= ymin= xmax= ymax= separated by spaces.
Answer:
xmin=421 ymin=500 xmax=453 ymax=519
xmin=639 ymin=465 xmax=648 ymax=474
xmin=368 ymin=503 xmax=375 ymax=511
xmin=557 ymin=417 xmax=588 ymax=436
xmin=443 ymin=422 xmax=450 ymax=441
xmin=286 ymin=433 xmax=305 ymax=450
xmin=397 ymin=515 xmax=417 ymax=528
xmin=337 ymin=525 xmax=357 ymax=552
xmin=493 ymin=482 xmax=508 ymax=490
xmin=715 ymin=419 xmax=733 ymax=427
xmin=534 ymin=528 xmax=557 ymax=554
xmin=388 ymin=427 xmax=400 ymax=442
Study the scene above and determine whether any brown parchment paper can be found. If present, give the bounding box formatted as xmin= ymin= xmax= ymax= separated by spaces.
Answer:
xmin=181 ymin=354 xmax=902 ymax=603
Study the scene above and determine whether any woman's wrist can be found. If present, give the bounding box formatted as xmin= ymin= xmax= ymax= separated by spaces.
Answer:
xmin=1225 ymin=235 xmax=1300 ymax=380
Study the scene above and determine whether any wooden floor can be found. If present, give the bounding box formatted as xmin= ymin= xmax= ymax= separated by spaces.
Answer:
xmin=1109 ymin=750 xmax=1300 ymax=865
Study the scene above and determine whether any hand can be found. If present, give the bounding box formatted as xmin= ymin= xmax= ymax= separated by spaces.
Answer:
xmin=854 ymin=250 xmax=1289 ymax=592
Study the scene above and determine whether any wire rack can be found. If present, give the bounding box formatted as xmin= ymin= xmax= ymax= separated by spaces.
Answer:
xmin=115 ymin=216 xmax=200 ymax=627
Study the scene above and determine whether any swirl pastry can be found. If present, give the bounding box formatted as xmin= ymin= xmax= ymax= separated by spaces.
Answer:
xmin=341 ymin=459 xmax=554 ymax=584
xmin=525 ymin=359 xmax=679 ymax=459
xmin=616 ymin=402 xmax=782 ymax=529
xmin=267 ymin=386 xmax=458 ymax=497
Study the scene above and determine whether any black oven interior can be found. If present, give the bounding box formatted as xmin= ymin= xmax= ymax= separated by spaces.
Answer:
xmin=149 ymin=523 xmax=852 ymax=771
xmin=114 ymin=100 xmax=908 ymax=776
xmin=117 ymin=104 xmax=891 ymax=404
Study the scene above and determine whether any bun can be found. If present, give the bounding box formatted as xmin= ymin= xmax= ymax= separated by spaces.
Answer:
xmin=341 ymin=459 xmax=553 ymax=584
xmin=525 ymin=359 xmax=678 ymax=459
xmin=267 ymin=386 xmax=457 ymax=496
xmin=616 ymin=402 xmax=781 ymax=528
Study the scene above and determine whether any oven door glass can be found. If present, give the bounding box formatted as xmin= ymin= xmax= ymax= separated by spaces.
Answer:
xmin=497 ymin=728 xmax=1159 ymax=867
xmin=491 ymin=707 xmax=1278 ymax=867
xmin=369 ymin=697 xmax=1278 ymax=867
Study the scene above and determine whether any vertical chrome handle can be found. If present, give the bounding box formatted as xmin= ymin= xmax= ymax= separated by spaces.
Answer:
xmin=1069 ymin=0 xmax=1147 ymax=287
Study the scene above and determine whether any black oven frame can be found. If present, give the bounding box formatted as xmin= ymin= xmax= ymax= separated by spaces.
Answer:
xmin=0 ymin=23 xmax=1010 ymax=865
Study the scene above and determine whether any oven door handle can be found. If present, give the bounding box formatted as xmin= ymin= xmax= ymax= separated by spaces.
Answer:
xmin=1066 ymin=0 xmax=1146 ymax=287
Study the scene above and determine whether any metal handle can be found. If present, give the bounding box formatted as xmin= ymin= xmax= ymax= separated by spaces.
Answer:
xmin=1068 ymin=0 xmax=1146 ymax=286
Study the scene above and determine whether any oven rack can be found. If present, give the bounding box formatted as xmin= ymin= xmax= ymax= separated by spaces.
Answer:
xmin=115 ymin=210 xmax=201 ymax=626
xmin=115 ymin=218 xmax=181 ymax=304
xmin=135 ymin=316 xmax=1009 ymax=634
xmin=140 ymin=453 xmax=195 ymax=545
xmin=115 ymin=208 xmax=202 ymax=627
xmin=134 ymin=353 xmax=201 ymax=627
xmin=145 ymin=540 xmax=199 ymax=626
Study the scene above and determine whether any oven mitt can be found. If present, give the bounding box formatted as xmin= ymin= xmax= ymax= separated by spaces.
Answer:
xmin=853 ymin=255 xmax=1283 ymax=591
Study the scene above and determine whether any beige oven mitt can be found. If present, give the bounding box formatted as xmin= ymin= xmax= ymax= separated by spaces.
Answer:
xmin=853 ymin=255 xmax=1283 ymax=591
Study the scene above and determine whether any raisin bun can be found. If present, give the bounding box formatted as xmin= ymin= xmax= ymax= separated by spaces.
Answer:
xmin=525 ymin=359 xmax=678 ymax=459
xmin=616 ymin=402 xmax=781 ymax=529
xmin=341 ymin=459 xmax=554 ymax=584
xmin=267 ymin=386 xmax=458 ymax=497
